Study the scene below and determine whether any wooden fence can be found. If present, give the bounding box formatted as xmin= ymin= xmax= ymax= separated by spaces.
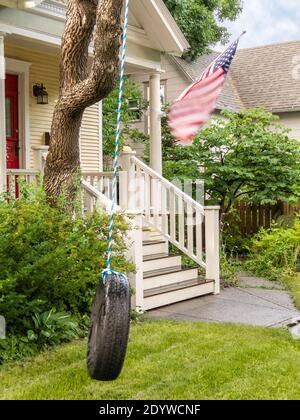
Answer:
xmin=235 ymin=201 xmax=297 ymax=236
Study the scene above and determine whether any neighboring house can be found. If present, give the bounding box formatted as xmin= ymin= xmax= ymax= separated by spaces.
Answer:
xmin=0 ymin=0 xmax=220 ymax=312
xmin=230 ymin=41 xmax=300 ymax=140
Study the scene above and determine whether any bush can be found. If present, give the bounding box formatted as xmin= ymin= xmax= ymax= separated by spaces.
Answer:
xmin=245 ymin=217 xmax=300 ymax=281
xmin=0 ymin=309 xmax=82 ymax=364
xmin=0 ymin=183 xmax=134 ymax=336
xmin=26 ymin=309 xmax=82 ymax=348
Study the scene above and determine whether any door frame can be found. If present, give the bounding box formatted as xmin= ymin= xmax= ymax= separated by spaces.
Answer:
xmin=5 ymin=58 xmax=31 ymax=169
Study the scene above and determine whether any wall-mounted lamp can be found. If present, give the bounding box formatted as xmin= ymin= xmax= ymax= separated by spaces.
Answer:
xmin=33 ymin=83 xmax=48 ymax=105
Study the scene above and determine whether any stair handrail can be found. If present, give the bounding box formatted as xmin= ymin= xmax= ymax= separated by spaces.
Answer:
xmin=131 ymin=156 xmax=205 ymax=215
xmin=82 ymin=179 xmax=122 ymax=214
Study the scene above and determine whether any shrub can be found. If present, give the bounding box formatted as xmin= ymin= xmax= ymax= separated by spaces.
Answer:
xmin=0 ymin=183 xmax=134 ymax=336
xmin=27 ymin=309 xmax=81 ymax=348
xmin=0 ymin=334 xmax=36 ymax=364
xmin=245 ymin=217 xmax=300 ymax=281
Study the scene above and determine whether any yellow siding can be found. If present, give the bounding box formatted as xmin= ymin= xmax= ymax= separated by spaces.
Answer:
xmin=160 ymin=54 xmax=190 ymax=103
xmin=4 ymin=43 xmax=100 ymax=171
xmin=277 ymin=112 xmax=300 ymax=141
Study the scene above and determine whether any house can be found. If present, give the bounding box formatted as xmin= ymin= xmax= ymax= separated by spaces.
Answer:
xmin=0 ymin=0 xmax=220 ymax=312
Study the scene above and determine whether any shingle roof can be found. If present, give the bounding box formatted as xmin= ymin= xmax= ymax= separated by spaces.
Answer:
xmin=230 ymin=40 xmax=300 ymax=112
xmin=171 ymin=53 xmax=243 ymax=112
xmin=172 ymin=40 xmax=300 ymax=113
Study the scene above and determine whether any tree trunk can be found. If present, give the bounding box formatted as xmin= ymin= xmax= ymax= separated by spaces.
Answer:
xmin=44 ymin=0 xmax=123 ymax=205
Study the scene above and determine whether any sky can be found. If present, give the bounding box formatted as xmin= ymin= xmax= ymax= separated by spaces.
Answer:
xmin=215 ymin=0 xmax=300 ymax=50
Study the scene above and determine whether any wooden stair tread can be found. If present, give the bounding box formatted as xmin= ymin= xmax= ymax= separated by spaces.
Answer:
xmin=144 ymin=277 xmax=213 ymax=298
xmin=143 ymin=253 xmax=169 ymax=261
xmin=143 ymin=240 xmax=166 ymax=246
xmin=144 ymin=266 xmax=188 ymax=279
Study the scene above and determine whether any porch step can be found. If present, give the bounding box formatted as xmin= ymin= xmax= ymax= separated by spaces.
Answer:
xmin=144 ymin=268 xmax=199 ymax=290
xmin=142 ymin=229 xmax=164 ymax=242
xmin=143 ymin=254 xmax=182 ymax=272
xmin=143 ymin=279 xmax=215 ymax=311
xmin=143 ymin=241 xmax=168 ymax=256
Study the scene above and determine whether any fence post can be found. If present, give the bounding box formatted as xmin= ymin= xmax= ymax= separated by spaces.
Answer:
xmin=205 ymin=206 xmax=220 ymax=295
xmin=126 ymin=213 xmax=144 ymax=312
xmin=120 ymin=147 xmax=137 ymax=211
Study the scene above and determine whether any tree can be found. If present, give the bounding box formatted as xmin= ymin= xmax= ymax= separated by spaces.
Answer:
xmin=44 ymin=0 xmax=123 ymax=204
xmin=102 ymin=78 xmax=148 ymax=165
xmin=191 ymin=108 xmax=300 ymax=215
xmin=164 ymin=0 xmax=243 ymax=60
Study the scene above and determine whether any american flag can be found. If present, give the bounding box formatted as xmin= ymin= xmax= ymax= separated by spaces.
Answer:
xmin=168 ymin=34 xmax=244 ymax=143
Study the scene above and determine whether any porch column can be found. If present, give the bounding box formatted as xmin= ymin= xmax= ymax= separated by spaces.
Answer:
xmin=149 ymin=72 xmax=162 ymax=174
xmin=0 ymin=33 xmax=6 ymax=193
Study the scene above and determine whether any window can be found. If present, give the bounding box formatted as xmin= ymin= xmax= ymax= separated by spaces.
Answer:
xmin=127 ymin=98 xmax=141 ymax=121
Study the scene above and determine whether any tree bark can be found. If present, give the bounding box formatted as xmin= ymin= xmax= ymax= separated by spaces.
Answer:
xmin=44 ymin=0 xmax=123 ymax=205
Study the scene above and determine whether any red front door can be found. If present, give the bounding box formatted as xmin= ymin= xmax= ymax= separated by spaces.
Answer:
xmin=5 ymin=74 xmax=19 ymax=170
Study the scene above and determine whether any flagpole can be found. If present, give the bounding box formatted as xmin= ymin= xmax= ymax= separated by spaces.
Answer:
xmin=210 ymin=31 xmax=247 ymax=67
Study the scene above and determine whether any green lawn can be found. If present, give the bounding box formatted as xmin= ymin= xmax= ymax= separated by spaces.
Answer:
xmin=1 ymin=320 xmax=300 ymax=400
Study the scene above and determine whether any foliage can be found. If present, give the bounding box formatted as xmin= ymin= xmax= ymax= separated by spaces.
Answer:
xmin=102 ymin=78 xmax=148 ymax=161
xmin=1 ymin=321 xmax=300 ymax=400
xmin=26 ymin=309 xmax=82 ymax=349
xmin=245 ymin=217 xmax=300 ymax=281
xmin=0 ymin=334 xmax=36 ymax=365
xmin=283 ymin=273 xmax=300 ymax=311
xmin=164 ymin=0 xmax=242 ymax=60
xmin=191 ymin=108 xmax=300 ymax=212
xmin=0 ymin=309 xmax=82 ymax=365
xmin=220 ymin=245 xmax=239 ymax=287
xmin=0 ymin=183 xmax=134 ymax=336
xmin=221 ymin=207 xmax=251 ymax=254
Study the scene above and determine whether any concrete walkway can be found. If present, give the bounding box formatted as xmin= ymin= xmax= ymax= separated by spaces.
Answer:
xmin=148 ymin=275 xmax=300 ymax=327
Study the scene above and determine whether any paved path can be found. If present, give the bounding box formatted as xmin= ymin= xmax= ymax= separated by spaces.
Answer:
xmin=148 ymin=275 xmax=300 ymax=327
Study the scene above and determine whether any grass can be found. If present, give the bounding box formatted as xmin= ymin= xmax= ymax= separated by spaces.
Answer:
xmin=283 ymin=273 xmax=300 ymax=311
xmin=1 ymin=320 xmax=300 ymax=400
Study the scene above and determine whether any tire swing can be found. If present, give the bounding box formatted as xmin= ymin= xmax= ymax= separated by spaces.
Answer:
xmin=87 ymin=0 xmax=131 ymax=381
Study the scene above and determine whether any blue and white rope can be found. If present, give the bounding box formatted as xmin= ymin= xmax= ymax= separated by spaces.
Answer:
xmin=102 ymin=0 xmax=130 ymax=284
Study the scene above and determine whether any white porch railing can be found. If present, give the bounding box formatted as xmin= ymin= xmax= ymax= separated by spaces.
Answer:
xmin=82 ymin=149 xmax=220 ymax=297
xmin=82 ymin=172 xmax=115 ymax=202
xmin=6 ymin=169 xmax=39 ymax=198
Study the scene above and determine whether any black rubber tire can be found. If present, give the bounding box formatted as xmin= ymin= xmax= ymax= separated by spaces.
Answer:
xmin=87 ymin=273 xmax=131 ymax=381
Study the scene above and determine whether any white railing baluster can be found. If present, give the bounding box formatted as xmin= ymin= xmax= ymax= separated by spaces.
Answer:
xmin=178 ymin=197 xmax=185 ymax=249
xmin=187 ymin=203 xmax=194 ymax=256
xmin=161 ymin=184 xmax=168 ymax=236
xmin=169 ymin=188 xmax=176 ymax=243
xmin=136 ymin=165 xmax=142 ymax=212
xmin=196 ymin=209 xmax=203 ymax=262
xmin=144 ymin=172 xmax=151 ymax=222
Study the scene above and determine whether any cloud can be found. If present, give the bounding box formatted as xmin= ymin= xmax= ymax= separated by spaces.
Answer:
xmin=215 ymin=0 xmax=300 ymax=50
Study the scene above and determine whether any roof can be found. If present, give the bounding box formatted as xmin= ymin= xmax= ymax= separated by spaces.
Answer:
xmin=0 ymin=0 xmax=189 ymax=55
xmin=171 ymin=40 xmax=300 ymax=113
xmin=171 ymin=53 xmax=243 ymax=112
xmin=230 ymin=40 xmax=300 ymax=113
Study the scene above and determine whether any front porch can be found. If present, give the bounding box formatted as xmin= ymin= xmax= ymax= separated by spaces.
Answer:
xmin=0 ymin=0 xmax=190 ymax=192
